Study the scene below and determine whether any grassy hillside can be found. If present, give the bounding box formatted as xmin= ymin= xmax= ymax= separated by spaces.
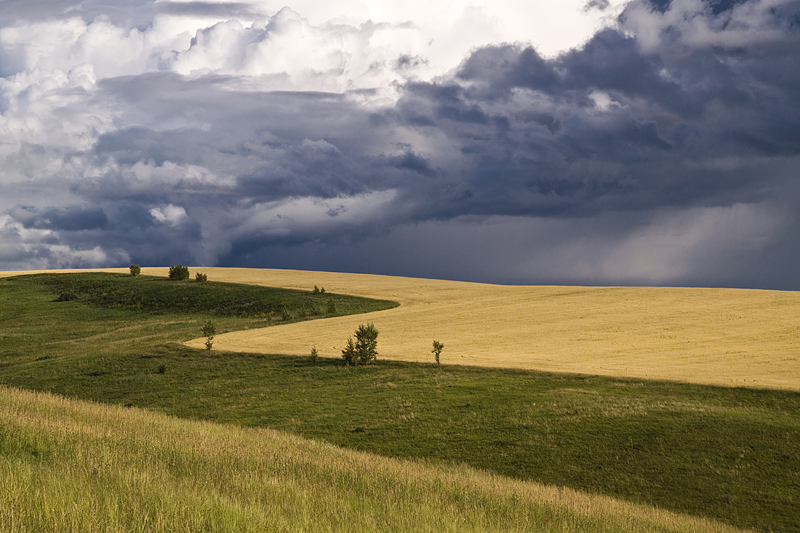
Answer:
xmin=26 ymin=271 xmax=397 ymax=318
xmin=0 ymin=385 xmax=746 ymax=533
xmin=0 ymin=271 xmax=395 ymax=368
xmin=0 ymin=271 xmax=797 ymax=532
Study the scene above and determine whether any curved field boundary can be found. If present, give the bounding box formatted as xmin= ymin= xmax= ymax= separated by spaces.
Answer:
xmin=4 ymin=267 xmax=798 ymax=391
xmin=180 ymin=267 xmax=800 ymax=392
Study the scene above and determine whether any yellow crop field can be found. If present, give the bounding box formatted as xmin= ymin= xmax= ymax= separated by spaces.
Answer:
xmin=175 ymin=267 xmax=799 ymax=392
xmin=5 ymin=267 xmax=798 ymax=391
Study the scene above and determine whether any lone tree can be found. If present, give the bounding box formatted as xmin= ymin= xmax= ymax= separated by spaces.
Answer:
xmin=129 ymin=264 xmax=141 ymax=276
xmin=202 ymin=320 xmax=216 ymax=354
xmin=432 ymin=340 xmax=444 ymax=366
xmin=168 ymin=264 xmax=190 ymax=280
xmin=341 ymin=323 xmax=379 ymax=365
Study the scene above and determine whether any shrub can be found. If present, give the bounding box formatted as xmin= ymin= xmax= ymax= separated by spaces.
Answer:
xmin=341 ymin=323 xmax=378 ymax=365
xmin=195 ymin=272 xmax=208 ymax=282
xmin=129 ymin=264 xmax=141 ymax=276
xmin=202 ymin=320 xmax=216 ymax=353
xmin=157 ymin=363 xmax=166 ymax=374
xmin=168 ymin=264 xmax=190 ymax=280
xmin=310 ymin=346 xmax=318 ymax=362
xmin=56 ymin=291 xmax=79 ymax=302
xmin=432 ymin=340 xmax=444 ymax=366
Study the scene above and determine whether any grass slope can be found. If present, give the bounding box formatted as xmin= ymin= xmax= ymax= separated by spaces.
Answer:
xmin=0 ymin=386 xmax=746 ymax=533
xmin=29 ymin=271 xmax=397 ymax=318
xmin=0 ymin=272 xmax=394 ymax=370
xmin=0 ymin=272 xmax=797 ymax=532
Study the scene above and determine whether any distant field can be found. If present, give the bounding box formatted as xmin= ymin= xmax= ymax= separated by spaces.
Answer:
xmin=171 ymin=267 xmax=799 ymax=391
xmin=5 ymin=266 xmax=797 ymax=389
xmin=0 ymin=385 xmax=747 ymax=533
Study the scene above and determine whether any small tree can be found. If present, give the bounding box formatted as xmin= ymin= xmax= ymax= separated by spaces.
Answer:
xmin=341 ymin=323 xmax=379 ymax=365
xmin=341 ymin=337 xmax=357 ymax=365
xmin=432 ymin=340 xmax=444 ymax=366
xmin=129 ymin=264 xmax=141 ymax=276
xmin=169 ymin=264 xmax=190 ymax=280
xmin=195 ymin=272 xmax=208 ymax=282
xmin=202 ymin=320 xmax=216 ymax=354
xmin=309 ymin=345 xmax=318 ymax=362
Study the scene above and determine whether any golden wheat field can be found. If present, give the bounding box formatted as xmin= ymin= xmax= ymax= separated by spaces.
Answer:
xmin=5 ymin=267 xmax=799 ymax=391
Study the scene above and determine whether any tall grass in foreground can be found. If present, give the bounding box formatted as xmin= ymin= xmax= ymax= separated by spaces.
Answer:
xmin=0 ymin=386 xmax=744 ymax=533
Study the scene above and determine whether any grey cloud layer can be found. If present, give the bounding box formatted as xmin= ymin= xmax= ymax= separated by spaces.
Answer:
xmin=1 ymin=0 xmax=799 ymax=288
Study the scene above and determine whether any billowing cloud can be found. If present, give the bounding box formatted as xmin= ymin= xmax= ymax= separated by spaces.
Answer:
xmin=0 ymin=0 xmax=798 ymax=289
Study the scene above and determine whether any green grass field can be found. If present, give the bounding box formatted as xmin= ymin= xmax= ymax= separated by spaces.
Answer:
xmin=1 ymin=272 xmax=798 ymax=532
xmin=0 ymin=386 xmax=743 ymax=533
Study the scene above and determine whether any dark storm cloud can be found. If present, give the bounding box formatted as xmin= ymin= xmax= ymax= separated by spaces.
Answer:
xmin=378 ymin=1 xmax=800 ymax=225
xmin=89 ymin=78 xmax=381 ymax=204
xmin=2 ymin=0 xmax=799 ymax=287
xmin=86 ymin=0 xmax=800 ymax=283
xmin=645 ymin=0 xmax=751 ymax=14
xmin=4 ymin=201 xmax=202 ymax=267
xmin=380 ymin=151 xmax=438 ymax=177
xmin=10 ymin=206 xmax=109 ymax=232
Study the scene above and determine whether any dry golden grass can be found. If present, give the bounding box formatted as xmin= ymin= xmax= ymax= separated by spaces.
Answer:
xmin=4 ymin=267 xmax=798 ymax=391
xmin=0 ymin=385 xmax=749 ymax=532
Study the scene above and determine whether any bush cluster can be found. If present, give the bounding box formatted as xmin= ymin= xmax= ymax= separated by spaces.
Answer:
xmin=168 ymin=264 xmax=190 ymax=280
xmin=56 ymin=291 xmax=79 ymax=302
xmin=342 ymin=323 xmax=379 ymax=365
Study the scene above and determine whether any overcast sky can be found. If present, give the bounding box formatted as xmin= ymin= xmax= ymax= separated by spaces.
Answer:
xmin=1 ymin=0 xmax=798 ymax=288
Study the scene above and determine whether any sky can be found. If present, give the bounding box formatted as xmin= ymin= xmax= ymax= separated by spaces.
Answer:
xmin=0 ymin=0 xmax=798 ymax=289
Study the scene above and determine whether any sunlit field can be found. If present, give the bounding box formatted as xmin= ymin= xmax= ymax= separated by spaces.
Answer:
xmin=170 ymin=267 xmax=799 ymax=391
xmin=5 ymin=266 xmax=797 ymax=390
xmin=0 ymin=385 xmax=747 ymax=533
xmin=0 ymin=268 xmax=798 ymax=531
